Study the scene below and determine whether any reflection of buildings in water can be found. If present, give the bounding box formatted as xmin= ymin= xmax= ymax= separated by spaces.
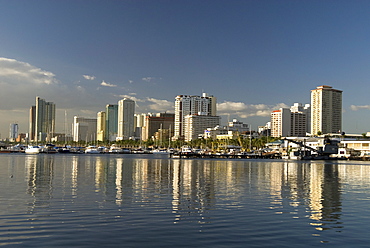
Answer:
xmin=267 ymin=161 xmax=343 ymax=232
xmin=115 ymin=158 xmax=123 ymax=205
xmin=71 ymin=156 xmax=79 ymax=197
xmin=25 ymin=155 xmax=55 ymax=213
xmin=309 ymin=163 xmax=342 ymax=232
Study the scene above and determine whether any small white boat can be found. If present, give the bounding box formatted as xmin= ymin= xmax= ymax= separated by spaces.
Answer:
xmin=85 ymin=146 xmax=101 ymax=154
xmin=25 ymin=146 xmax=40 ymax=154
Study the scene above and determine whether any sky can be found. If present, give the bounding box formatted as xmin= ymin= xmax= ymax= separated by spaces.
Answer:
xmin=1 ymin=0 xmax=370 ymax=138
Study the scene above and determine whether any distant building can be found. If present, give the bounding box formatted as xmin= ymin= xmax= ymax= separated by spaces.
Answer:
xmin=105 ymin=104 xmax=118 ymax=141
xmin=73 ymin=116 xmax=97 ymax=142
xmin=117 ymin=98 xmax=135 ymax=140
xmin=184 ymin=115 xmax=220 ymax=142
xmin=174 ymin=92 xmax=217 ymax=140
xmin=311 ymin=85 xmax=342 ymax=135
xmin=228 ymin=119 xmax=249 ymax=133
xmin=141 ymin=113 xmax=175 ymax=141
xmin=271 ymin=103 xmax=310 ymax=137
xmin=271 ymin=108 xmax=291 ymax=137
xmin=29 ymin=96 xmax=55 ymax=141
xmin=9 ymin=123 xmax=18 ymax=141
xmin=97 ymin=111 xmax=106 ymax=142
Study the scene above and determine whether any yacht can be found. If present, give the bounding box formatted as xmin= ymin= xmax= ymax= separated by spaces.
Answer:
xmin=85 ymin=146 xmax=101 ymax=154
xmin=25 ymin=146 xmax=40 ymax=154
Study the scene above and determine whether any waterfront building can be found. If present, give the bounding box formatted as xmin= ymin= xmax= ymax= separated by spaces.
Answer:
xmin=29 ymin=96 xmax=56 ymax=142
xmin=271 ymin=108 xmax=291 ymax=137
xmin=105 ymin=104 xmax=118 ymax=142
xmin=184 ymin=115 xmax=220 ymax=142
xmin=141 ymin=113 xmax=175 ymax=141
xmin=97 ymin=111 xmax=106 ymax=142
xmin=271 ymin=103 xmax=310 ymax=138
xmin=228 ymin=119 xmax=249 ymax=133
xmin=174 ymin=92 xmax=217 ymax=140
xmin=9 ymin=123 xmax=18 ymax=141
xmin=117 ymin=98 xmax=135 ymax=140
xmin=72 ymin=116 xmax=97 ymax=142
xmin=311 ymin=85 xmax=342 ymax=135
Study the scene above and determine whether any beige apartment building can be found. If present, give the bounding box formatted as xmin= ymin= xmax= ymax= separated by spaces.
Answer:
xmin=311 ymin=85 xmax=342 ymax=135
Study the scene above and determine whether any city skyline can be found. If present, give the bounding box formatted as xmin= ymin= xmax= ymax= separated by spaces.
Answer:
xmin=2 ymin=1 xmax=370 ymax=137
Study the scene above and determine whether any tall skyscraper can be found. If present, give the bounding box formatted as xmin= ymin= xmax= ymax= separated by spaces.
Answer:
xmin=97 ymin=111 xmax=106 ymax=142
xmin=9 ymin=123 xmax=18 ymax=140
xmin=117 ymin=98 xmax=135 ymax=140
xmin=311 ymin=85 xmax=342 ymax=135
xmin=174 ymin=92 xmax=217 ymax=139
xmin=106 ymin=104 xmax=118 ymax=141
xmin=29 ymin=96 xmax=56 ymax=141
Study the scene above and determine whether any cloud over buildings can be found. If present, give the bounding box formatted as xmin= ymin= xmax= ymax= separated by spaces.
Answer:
xmin=0 ymin=57 xmax=58 ymax=85
xmin=217 ymin=101 xmax=289 ymax=118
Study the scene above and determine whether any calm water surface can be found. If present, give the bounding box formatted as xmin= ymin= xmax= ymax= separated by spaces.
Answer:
xmin=1 ymin=154 xmax=370 ymax=247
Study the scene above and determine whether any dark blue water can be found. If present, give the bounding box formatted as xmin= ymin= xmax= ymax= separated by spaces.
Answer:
xmin=1 ymin=154 xmax=370 ymax=247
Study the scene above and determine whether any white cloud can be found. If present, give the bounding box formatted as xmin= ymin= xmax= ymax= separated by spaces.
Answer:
xmin=146 ymin=98 xmax=174 ymax=112
xmin=142 ymin=77 xmax=154 ymax=82
xmin=101 ymin=80 xmax=117 ymax=87
xmin=83 ymin=75 xmax=96 ymax=80
xmin=0 ymin=57 xmax=58 ymax=85
xmin=350 ymin=105 xmax=370 ymax=111
xmin=128 ymin=80 xmax=134 ymax=84
xmin=217 ymin=101 xmax=289 ymax=118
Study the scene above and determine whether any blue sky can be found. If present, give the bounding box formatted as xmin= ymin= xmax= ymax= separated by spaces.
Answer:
xmin=1 ymin=0 xmax=370 ymax=137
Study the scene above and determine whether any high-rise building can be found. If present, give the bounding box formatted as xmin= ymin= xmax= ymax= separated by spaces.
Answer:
xmin=73 ymin=116 xmax=97 ymax=142
xmin=311 ymin=85 xmax=342 ymax=135
xmin=184 ymin=115 xmax=220 ymax=141
xmin=97 ymin=111 xmax=106 ymax=142
xmin=117 ymin=98 xmax=135 ymax=140
xmin=271 ymin=103 xmax=310 ymax=137
xmin=106 ymin=104 xmax=118 ymax=141
xmin=271 ymin=108 xmax=291 ymax=137
xmin=29 ymin=96 xmax=55 ymax=141
xmin=9 ymin=123 xmax=18 ymax=140
xmin=141 ymin=113 xmax=175 ymax=141
xmin=174 ymin=92 xmax=217 ymax=139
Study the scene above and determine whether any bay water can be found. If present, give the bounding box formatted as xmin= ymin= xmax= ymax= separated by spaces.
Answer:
xmin=1 ymin=154 xmax=370 ymax=247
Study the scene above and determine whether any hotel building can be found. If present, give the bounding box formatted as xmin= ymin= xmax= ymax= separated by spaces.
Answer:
xmin=174 ymin=92 xmax=217 ymax=140
xmin=311 ymin=85 xmax=342 ymax=135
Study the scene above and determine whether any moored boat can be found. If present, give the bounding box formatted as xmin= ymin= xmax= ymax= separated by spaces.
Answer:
xmin=25 ymin=146 xmax=40 ymax=154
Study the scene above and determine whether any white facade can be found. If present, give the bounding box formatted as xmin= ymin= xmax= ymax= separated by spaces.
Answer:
xmin=311 ymin=85 xmax=342 ymax=135
xmin=97 ymin=111 xmax=106 ymax=141
xmin=73 ymin=116 xmax=97 ymax=142
xmin=271 ymin=108 xmax=291 ymax=137
xmin=184 ymin=115 xmax=220 ymax=141
xmin=174 ymin=93 xmax=217 ymax=139
xmin=117 ymin=98 xmax=135 ymax=140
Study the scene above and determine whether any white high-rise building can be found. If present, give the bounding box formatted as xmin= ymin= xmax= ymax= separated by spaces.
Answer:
xmin=184 ymin=115 xmax=220 ymax=142
xmin=73 ymin=116 xmax=97 ymax=142
xmin=97 ymin=111 xmax=106 ymax=142
xmin=271 ymin=103 xmax=310 ymax=138
xmin=117 ymin=98 xmax=135 ymax=140
xmin=271 ymin=108 xmax=291 ymax=137
xmin=311 ymin=85 xmax=342 ymax=135
xmin=174 ymin=92 xmax=217 ymax=139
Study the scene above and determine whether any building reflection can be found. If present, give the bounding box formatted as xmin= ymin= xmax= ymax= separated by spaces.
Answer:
xmin=25 ymin=155 xmax=54 ymax=213
xmin=24 ymin=154 xmax=370 ymax=236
